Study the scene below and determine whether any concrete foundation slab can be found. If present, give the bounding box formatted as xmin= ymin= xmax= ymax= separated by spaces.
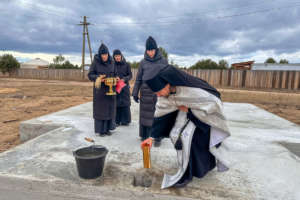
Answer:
xmin=0 ymin=100 xmax=300 ymax=200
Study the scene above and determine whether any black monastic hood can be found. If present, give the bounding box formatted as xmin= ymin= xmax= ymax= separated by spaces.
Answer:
xmin=144 ymin=48 xmax=163 ymax=62
xmin=113 ymin=49 xmax=126 ymax=65
xmin=96 ymin=43 xmax=112 ymax=64
xmin=146 ymin=36 xmax=158 ymax=50
xmin=146 ymin=65 xmax=221 ymax=98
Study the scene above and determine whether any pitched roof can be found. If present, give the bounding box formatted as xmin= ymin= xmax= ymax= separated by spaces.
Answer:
xmin=22 ymin=58 xmax=49 ymax=66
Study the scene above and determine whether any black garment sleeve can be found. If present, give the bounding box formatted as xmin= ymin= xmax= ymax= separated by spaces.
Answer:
xmin=132 ymin=63 xmax=143 ymax=97
xmin=123 ymin=63 xmax=132 ymax=83
xmin=150 ymin=110 xmax=178 ymax=139
xmin=87 ymin=60 xmax=98 ymax=82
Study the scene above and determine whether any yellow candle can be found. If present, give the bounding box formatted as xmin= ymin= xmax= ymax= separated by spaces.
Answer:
xmin=143 ymin=145 xmax=151 ymax=169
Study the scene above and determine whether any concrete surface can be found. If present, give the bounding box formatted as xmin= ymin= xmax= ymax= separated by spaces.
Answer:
xmin=0 ymin=100 xmax=300 ymax=200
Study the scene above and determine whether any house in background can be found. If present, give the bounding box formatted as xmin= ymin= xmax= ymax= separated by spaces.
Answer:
xmin=21 ymin=58 xmax=49 ymax=69
xmin=252 ymin=63 xmax=300 ymax=71
xmin=231 ymin=61 xmax=254 ymax=70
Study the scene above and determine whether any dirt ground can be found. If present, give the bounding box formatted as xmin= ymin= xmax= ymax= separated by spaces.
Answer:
xmin=0 ymin=78 xmax=299 ymax=153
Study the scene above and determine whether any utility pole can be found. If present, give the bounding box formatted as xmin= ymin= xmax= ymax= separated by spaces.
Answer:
xmin=78 ymin=16 xmax=93 ymax=79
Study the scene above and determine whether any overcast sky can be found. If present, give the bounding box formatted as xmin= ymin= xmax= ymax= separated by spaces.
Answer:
xmin=1 ymin=0 xmax=300 ymax=66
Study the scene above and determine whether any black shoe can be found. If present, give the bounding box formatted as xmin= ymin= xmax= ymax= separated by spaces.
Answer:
xmin=106 ymin=131 xmax=112 ymax=136
xmin=173 ymin=179 xmax=192 ymax=188
xmin=154 ymin=140 xmax=161 ymax=147
xmin=121 ymin=122 xmax=129 ymax=126
xmin=98 ymin=133 xmax=106 ymax=137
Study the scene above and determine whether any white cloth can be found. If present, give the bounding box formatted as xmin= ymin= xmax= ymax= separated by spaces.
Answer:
xmin=154 ymin=86 xmax=231 ymax=189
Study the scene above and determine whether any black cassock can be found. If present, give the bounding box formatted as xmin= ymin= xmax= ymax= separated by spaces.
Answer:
xmin=151 ymin=110 xmax=216 ymax=183
xmin=132 ymin=50 xmax=168 ymax=140
xmin=88 ymin=53 xmax=117 ymax=134
xmin=148 ymin=65 xmax=221 ymax=184
xmin=115 ymin=57 xmax=132 ymax=125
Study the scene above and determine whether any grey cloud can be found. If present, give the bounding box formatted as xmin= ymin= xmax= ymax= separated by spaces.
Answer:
xmin=0 ymin=0 xmax=300 ymax=62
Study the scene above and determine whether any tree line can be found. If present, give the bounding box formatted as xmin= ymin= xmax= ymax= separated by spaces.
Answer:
xmin=128 ymin=48 xmax=291 ymax=69
xmin=128 ymin=47 xmax=229 ymax=69
xmin=0 ymin=50 xmax=293 ymax=74
xmin=264 ymin=57 xmax=289 ymax=64
xmin=49 ymin=54 xmax=79 ymax=69
xmin=0 ymin=54 xmax=79 ymax=74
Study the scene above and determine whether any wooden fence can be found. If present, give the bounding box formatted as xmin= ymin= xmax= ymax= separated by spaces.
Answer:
xmin=132 ymin=69 xmax=300 ymax=90
xmin=6 ymin=68 xmax=300 ymax=90
xmin=185 ymin=69 xmax=300 ymax=90
xmin=0 ymin=72 xmax=9 ymax=77
xmin=11 ymin=69 xmax=89 ymax=81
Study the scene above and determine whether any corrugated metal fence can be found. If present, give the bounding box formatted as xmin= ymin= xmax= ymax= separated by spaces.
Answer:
xmin=7 ymin=68 xmax=300 ymax=90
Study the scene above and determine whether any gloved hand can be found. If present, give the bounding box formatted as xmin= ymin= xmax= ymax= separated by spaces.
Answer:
xmin=141 ymin=137 xmax=153 ymax=149
xmin=133 ymin=96 xmax=139 ymax=103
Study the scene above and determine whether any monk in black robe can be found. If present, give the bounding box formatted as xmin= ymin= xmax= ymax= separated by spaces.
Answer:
xmin=113 ymin=49 xmax=132 ymax=126
xmin=132 ymin=36 xmax=168 ymax=145
xmin=88 ymin=43 xmax=117 ymax=136
xmin=141 ymin=65 xmax=230 ymax=188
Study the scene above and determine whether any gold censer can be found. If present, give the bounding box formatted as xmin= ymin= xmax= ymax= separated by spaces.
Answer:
xmin=104 ymin=77 xmax=117 ymax=95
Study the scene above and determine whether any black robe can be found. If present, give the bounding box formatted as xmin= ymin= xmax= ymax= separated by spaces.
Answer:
xmin=115 ymin=56 xmax=132 ymax=125
xmin=115 ymin=58 xmax=132 ymax=107
xmin=88 ymin=54 xmax=117 ymax=133
xmin=132 ymin=50 xmax=168 ymax=139
xmin=148 ymin=65 xmax=220 ymax=184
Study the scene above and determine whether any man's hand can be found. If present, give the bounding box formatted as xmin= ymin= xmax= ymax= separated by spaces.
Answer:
xmin=133 ymin=96 xmax=139 ymax=103
xmin=141 ymin=137 xmax=153 ymax=149
xmin=178 ymin=105 xmax=188 ymax=112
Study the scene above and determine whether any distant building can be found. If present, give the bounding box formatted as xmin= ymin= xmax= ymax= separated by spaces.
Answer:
xmin=252 ymin=63 xmax=300 ymax=71
xmin=21 ymin=58 xmax=49 ymax=69
xmin=231 ymin=61 xmax=254 ymax=70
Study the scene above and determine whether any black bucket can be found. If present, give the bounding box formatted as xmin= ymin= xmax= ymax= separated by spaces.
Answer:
xmin=73 ymin=145 xmax=108 ymax=179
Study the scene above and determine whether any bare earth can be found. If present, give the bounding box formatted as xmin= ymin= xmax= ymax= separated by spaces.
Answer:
xmin=0 ymin=78 xmax=299 ymax=153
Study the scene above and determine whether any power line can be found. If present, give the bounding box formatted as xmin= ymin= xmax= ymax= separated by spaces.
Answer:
xmin=154 ymin=0 xmax=282 ymax=20
xmin=17 ymin=0 xmax=79 ymax=21
xmin=3 ymin=0 xmax=300 ymax=30
xmin=93 ymin=3 xmax=300 ymax=26
xmin=5 ymin=0 xmax=300 ymax=28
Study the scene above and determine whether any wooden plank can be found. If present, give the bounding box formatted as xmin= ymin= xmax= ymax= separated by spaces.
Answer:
xmin=260 ymin=71 xmax=266 ymax=88
xmin=272 ymin=71 xmax=277 ymax=88
xmin=294 ymin=71 xmax=300 ymax=90
xmin=286 ymin=71 xmax=290 ymax=89
xmin=196 ymin=69 xmax=200 ymax=80
xmin=287 ymin=71 xmax=293 ymax=89
xmin=281 ymin=71 xmax=286 ymax=89
xmin=227 ymin=70 xmax=231 ymax=87
xmin=244 ymin=70 xmax=252 ymax=88
xmin=267 ymin=71 xmax=273 ymax=89
xmin=231 ymin=70 xmax=236 ymax=87
xmin=232 ymin=70 xmax=243 ymax=88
